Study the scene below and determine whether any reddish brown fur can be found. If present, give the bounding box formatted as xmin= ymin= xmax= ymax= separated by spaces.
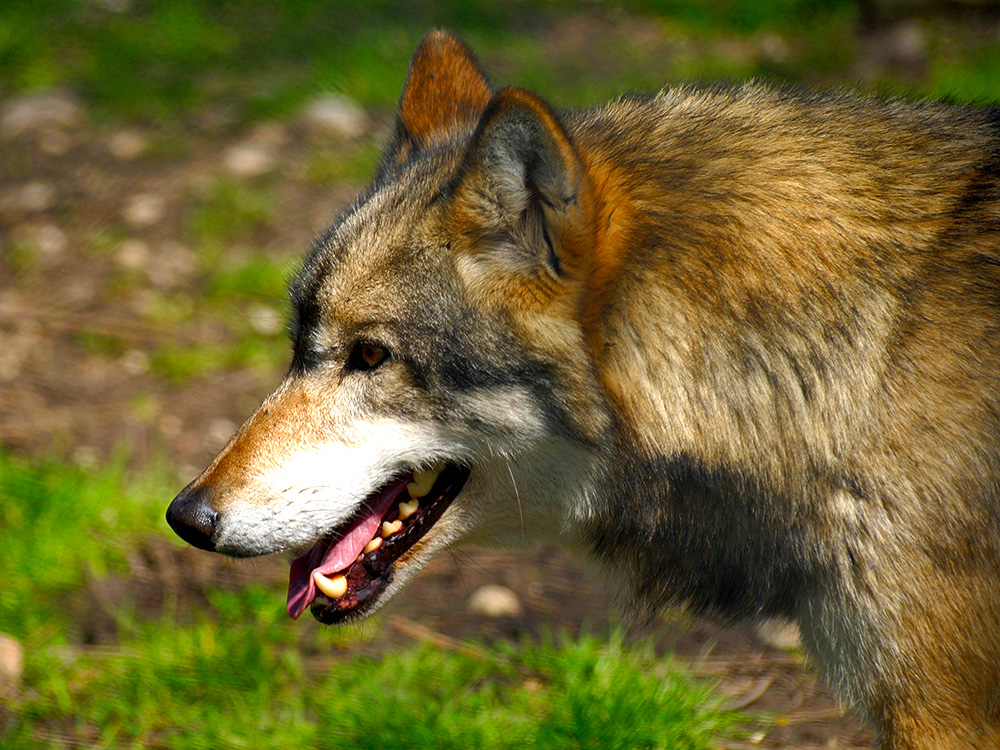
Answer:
xmin=413 ymin=39 xmax=1000 ymax=749
xmin=391 ymin=30 xmax=492 ymax=166
xmin=170 ymin=32 xmax=1000 ymax=750
xmin=197 ymin=379 xmax=320 ymax=511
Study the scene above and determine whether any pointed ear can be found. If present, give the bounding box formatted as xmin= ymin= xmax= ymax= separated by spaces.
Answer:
xmin=453 ymin=87 xmax=594 ymax=281
xmin=388 ymin=30 xmax=492 ymax=164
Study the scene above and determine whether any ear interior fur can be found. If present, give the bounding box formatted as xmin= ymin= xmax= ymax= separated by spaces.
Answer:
xmin=454 ymin=87 xmax=594 ymax=281
xmin=388 ymin=30 xmax=492 ymax=164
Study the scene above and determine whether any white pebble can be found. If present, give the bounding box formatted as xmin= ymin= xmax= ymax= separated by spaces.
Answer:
xmin=302 ymin=94 xmax=369 ymax=139
xmin=0 ymin=633 xmax=24 ymax=691
xmin=0 ymin=92 xmax=83 ymax=137
xmin=123 ymin=193 xmax=165 ymax=227
xmin=224 ymin=144 xmax=276 ymax=178
xmin=248 ymin=304 xmax=284 ymax=335
xmin=468 ymin=585 xmax=522 ymax=618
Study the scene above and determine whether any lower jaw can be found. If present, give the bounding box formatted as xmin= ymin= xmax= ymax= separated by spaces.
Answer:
xmin=310 ymin=564 xmax=395 ymax=624
xmin=308 ymin=463 xmax=470 ymax=624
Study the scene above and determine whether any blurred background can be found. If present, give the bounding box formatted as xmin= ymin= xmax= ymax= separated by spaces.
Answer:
xmin=2 ymin=1 xmax=998 ymax=747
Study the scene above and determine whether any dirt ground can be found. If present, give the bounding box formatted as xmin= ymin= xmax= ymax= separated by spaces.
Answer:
xmin=0 ymin=94 xmax=873 ymax=748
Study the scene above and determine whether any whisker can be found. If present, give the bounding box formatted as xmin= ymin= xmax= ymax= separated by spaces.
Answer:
xmin=449 ymin=550 xmax=470 ymax=593
xmin=451 ymin=548 xmax=493 ymax=577
xmin=505 ymin=458 xmax=524 ymax=542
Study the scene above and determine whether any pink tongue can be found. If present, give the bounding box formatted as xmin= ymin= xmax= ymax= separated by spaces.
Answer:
xmin=286 ymin=481 xmax=403 ymax=619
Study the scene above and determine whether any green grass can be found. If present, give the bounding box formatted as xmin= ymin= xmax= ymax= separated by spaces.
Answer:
xmin=75 ymin=251 xmax=296 ymax=386
xmin=0 ymin=449 xmax=170 ymax=646
xmin=630 ymin=0 xmax=851 ymax=33
xmin=305 ymin=141 xmax=383 ymax=186
xmin=74 ymin=327 xmax=130 ymax=357
xmin=144 ymin=253 xmax=296 ymax=384
xmin=11 ymin=615 xmax=750 ymax=749
xmin=187 ymin=178 xmax=277 ymax=272
xmin=0 ymin=448 xmax=757 ymax=748
xmin=929 ymin=39 xmax=1000 ymax=104
xmin=4 ymin=0 xmax=1000 ymax=131
xmin=149 ymin=337 xmax=289 ymax=384
xmin=0 ymin=0 xmax=885 ymax=125
xmin=203 ymin=253 xmax=296 ymax=305
xmin=4 ymin=0 xmax=998 ymax=129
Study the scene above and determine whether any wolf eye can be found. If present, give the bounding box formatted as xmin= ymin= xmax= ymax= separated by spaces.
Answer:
xmin=348 ymin=341 xmax=390 ymax=372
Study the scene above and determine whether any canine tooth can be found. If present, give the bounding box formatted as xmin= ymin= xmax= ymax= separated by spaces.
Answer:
xmin=382 ymin=519 xmax=403 ymax=537
xmin=363 ymin=537 xmax=382 ymax=554
xmin=313 ymin=571 xmax=348 ymax=599
xmin=398 ymin=498 xmax=419 ymax=520
xmin=407 ymin=465 xmax=442 ymax=498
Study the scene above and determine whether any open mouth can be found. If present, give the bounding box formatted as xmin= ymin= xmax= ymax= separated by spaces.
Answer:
xmin=286 ymin=462 xmax=470 ymax=624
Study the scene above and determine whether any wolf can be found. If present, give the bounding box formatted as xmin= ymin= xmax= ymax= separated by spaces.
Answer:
xmin=166 ymin=30 xmax=1000 ymax=749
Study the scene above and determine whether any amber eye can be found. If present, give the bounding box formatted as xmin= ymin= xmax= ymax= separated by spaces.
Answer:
xmin=349 ymin=341 xmax=389 ymax=372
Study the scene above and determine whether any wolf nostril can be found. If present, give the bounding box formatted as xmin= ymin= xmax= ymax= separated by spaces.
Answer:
xmin=166 ymin=486 xmax=219 ymax=551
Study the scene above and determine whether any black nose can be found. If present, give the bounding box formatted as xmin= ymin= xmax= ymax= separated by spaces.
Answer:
xmin=166 ymin=486 xmax=219 ymax=551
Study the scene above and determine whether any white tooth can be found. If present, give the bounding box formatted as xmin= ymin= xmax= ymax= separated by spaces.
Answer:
xmin=407 ymin=465 xmax=442 ymax=498
xmin=363 ymin=537 xmax=382 ymax=554
xmin=381 ymin=519 xmax=403 ymax=537
xmin=313 ymin=571 xmax=348 ymax=599
xmin=398 ymin=498 xmax=419 ymax=520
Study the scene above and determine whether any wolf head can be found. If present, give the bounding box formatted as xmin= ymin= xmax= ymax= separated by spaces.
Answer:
xmin=166 ymin=31 xmax=612 ymax=623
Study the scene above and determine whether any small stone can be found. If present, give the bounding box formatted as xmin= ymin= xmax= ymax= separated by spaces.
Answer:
xmin=146 ymin=241 xmax=195 ymax=287
xmin=0 ymin=339 xmax=24 ymax=382
xmin=94 ymin=0 xmax=132 ymax=12
xmin=39 ymin=129 xmax=73 ymax=155
xmin=0 ymin=92 xmax=83 ymax=137
xmin=0 ymin=317 xmax=42 ymax=382
xmin=73 ymin=445 xmax=100 ymax=469
xmin=66 ymin=277 xmax=97 ymax=305
xmin=6 ymin=181 xmax=56 ymax=213
xmin=248 ymin=122 xmax=288 ymax=146
xmin=756 ymin=618 xmax=801 ymax=651
xmin=120 ymin=349 xmax=150 ymax=376
xmin=178 ymin=464 xmax=199 ymax=483
xmin=108 ymin=130 xmax=148 ymax=160
xmin=159 ymin=414 xmax=183 ymax=439
xmin=34 ymin=224 xmax=67 ymax=257
xmin=468 ymin=585 xmax=523 ymax=618
xmin=248 ymin=304 xmax=284 ymax=336
xmin=0 ymin=633 xmax=23 ymax=695
xmin=116 ymin=238 xmax=150 ymax=271
xmin=302 ymin=94 xmax=369 ymax=139
xmin=205 ymin=418 xmax=236 ymax=451
xmin=123 ymin=193 xmax=165 ymax=227
xmin=195 ymin=105 xmax=237 ymax=134
xmin=887 ymin=20 xmax=926 ymax=67
xmin=758 ymin=33 xmax=789 ymax=63
xmin=224 ymin=143 xmax=276 ymax=178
